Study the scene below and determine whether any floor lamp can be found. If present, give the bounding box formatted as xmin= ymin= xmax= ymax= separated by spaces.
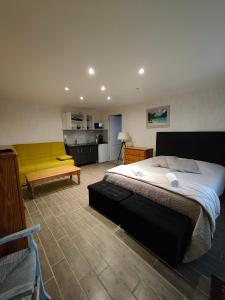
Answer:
xmin=117 ymin=132 xmax=130 ymax=165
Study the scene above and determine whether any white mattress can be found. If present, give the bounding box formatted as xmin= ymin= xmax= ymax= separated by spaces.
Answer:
xmin=127 ymin=158 xmax=225 ymax=197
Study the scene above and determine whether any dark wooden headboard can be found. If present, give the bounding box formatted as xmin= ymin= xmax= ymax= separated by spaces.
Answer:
xmin=156 ymin=132 xmax=225 ymax=166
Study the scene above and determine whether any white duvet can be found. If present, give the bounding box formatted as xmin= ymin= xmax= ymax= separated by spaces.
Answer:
xmin=108 ymin=158 xmax=225 ymax=233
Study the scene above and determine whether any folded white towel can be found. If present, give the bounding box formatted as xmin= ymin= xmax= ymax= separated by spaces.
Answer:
xmin=166 ymin=172 xmax=179 ymax=187
xmin=131 ymin=167 xmax=145 ymax=177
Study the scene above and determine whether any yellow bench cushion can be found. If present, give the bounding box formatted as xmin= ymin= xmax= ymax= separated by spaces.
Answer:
xmin=57 ymin=155 xmax=73 ymax=161
xmin=13 ymin=142 xmax=75 ymax=185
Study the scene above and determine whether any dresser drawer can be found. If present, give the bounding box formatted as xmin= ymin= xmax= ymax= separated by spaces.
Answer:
xmin=124 ymin=149 xmax=145 ymax=157
xmin=124 ymin=159 xmax=135 ymax=165
xmin=124 ymin=155 xmax=143 ymax=164
xmin=124 ymin=147 xmax=153 ymax=165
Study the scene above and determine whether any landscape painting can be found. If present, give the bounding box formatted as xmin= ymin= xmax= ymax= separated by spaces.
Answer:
xmin=146 ymin=105 xmax=170 ymax=128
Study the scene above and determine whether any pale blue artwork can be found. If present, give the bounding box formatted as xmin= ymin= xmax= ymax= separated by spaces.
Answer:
xmin=146 ymin=106 xmax=170 ymax=128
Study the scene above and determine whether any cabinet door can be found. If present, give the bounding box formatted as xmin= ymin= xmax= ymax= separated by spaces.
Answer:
xmin=83 ymin=146 xmax=92 ymax=164
xmin=66 ymin=146 xmax=77 ymax=162
xmin=89 ymin=145 xmax=98 ymax=163
xmin=62 ymin=112 xmax=72 ymax=130
xmin=66 ymin=146 xmax=81 ymax=165
xmin=66 ymin=145 xmax=73 ymax=156
xmin=76 ymin=146 xmax=84 ymax=165
xmin=92 ymin=145 xmax=98 ymax=162
xmin=0 ymin=152 xmax=27 ymax=256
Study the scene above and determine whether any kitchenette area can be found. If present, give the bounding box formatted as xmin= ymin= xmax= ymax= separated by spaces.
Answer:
xmin=62 ymin=112 xmax=109 ymax=165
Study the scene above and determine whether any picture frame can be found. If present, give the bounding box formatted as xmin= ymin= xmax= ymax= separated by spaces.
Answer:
xmin=146 ymin=105 xmax=170 ymax=128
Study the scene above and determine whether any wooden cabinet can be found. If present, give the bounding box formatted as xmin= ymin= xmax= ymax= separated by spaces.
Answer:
xmin=0 ymin=148 xmax=27 ymax=256
xmin=124 ymin=147 xmax=153 ymax=164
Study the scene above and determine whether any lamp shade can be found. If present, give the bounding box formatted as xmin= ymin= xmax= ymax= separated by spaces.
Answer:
xmin=117 ymin=132 xmax=130 ymax=141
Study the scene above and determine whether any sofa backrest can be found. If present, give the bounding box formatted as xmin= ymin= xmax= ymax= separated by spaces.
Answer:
xmin=13 ymin=142 xmax=67 ymax=165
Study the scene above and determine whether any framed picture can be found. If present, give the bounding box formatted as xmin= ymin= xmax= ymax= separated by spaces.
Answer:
xmin=146 ymin=105 xmax=170 ymax=128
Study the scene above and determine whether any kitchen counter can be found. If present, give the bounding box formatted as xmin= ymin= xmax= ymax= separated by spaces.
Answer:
xmin=66 ymin=142 xmax=108 ymax=147
xmin=66 ymin=143 xmax=97 ymax=147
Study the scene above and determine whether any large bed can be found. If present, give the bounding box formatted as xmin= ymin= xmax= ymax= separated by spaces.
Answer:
xmin=104 ymin=132 xmax=225 ymax=262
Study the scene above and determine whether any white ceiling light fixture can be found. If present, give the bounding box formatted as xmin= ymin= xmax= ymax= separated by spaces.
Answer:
xmin=80 ymin=96 xmax=84 ymax=100
xmin=88 ymin=67 xmax=95 ymax=75
xmin=138 ymin=67 xmax=145 ymax=75
xmin=107 ymin=96 xmax=111 ymax=100
xmin=64 ymin=86 xmax=70 ymax=91
xmin=101 ymin=85 xmax=106 ymax=91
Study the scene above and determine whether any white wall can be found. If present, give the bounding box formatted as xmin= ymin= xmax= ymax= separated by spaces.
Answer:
xmin=102 ymin=88 xmax=225 ymax=150
xmin=0 ymin=101 xmax=106 ymax=145
xmin=1 ymin=88 xmax=224 ymax=147
xmin=0 ymin=100 xmax=64 ymax=145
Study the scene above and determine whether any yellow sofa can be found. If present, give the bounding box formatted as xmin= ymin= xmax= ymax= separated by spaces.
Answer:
xmin=13 ymin=142 xmax=74 ymax=185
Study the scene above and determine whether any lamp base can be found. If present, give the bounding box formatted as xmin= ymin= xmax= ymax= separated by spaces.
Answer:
xmin=116 ymin=141 xmax=126 ymax=165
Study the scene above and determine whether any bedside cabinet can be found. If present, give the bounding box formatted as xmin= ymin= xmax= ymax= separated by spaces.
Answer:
xmin=124 ymin=147 xmax=153 ymax=164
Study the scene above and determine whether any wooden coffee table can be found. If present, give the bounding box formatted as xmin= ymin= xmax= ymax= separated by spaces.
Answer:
xmin=25 ymin=165 xmax=81 ymax=199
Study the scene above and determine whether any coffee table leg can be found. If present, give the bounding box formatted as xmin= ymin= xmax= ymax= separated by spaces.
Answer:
xmin=70 ymin=174 xmax=73 ymax=181
xmin=77 ymin=170 xmax=80 ymax=184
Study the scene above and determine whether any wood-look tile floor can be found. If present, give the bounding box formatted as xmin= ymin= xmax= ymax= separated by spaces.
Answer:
xmin=24 ymin=162 xmax=225 ymax=300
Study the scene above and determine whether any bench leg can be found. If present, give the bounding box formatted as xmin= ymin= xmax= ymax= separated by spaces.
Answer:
xmin=77 ymin=170 xmax=80 ymax=184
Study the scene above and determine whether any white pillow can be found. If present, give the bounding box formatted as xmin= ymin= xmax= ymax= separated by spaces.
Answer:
xmin=152 ymin=156 xmax=169 ymax=168
xmin=166 ymin=156 xmax=200 ymax=174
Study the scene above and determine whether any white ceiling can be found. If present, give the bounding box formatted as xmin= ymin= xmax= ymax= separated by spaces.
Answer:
xmin=0 ymin=0 xmax=225 ymax=108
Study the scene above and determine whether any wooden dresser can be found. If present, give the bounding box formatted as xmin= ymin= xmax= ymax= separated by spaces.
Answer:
xmin=124 ymin=147 xmax=153 ymax=164
xmin=0 ymin=147 xmax=27 ymax=256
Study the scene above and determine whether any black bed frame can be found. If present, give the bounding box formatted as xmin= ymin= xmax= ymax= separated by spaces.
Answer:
xmin=156 ymin=131 xmax=225 ymax=167
xmin=89 ymin=131 xmax=225 ymax=266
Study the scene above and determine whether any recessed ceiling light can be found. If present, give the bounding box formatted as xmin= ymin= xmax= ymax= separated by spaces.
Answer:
xmin=80 ymin=96 xmax=84 ymax=100
xmin=101 ymin=85 xmax=106 ymax=91
xmin=64 ymin=86 xmax=70 ymax=91
xmin=107 ymin=96 xmax=111 ymax=100
xmin=138 ymin=68 xmax=145 ymax=75
xmin=88 ymin=67 xmax=95 ymax=75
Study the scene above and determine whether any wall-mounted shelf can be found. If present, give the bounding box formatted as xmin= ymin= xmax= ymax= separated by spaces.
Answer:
xmin=62 ymin=112 xmax=95 ymax=130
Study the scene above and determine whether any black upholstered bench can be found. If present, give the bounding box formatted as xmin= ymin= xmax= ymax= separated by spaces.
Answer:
xmin=88 ymin=180 xmax=132 ymax=223
xmin=119 ymin=194 xmax=192 ymax=267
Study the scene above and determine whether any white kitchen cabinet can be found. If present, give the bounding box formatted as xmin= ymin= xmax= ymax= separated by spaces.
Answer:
xmin=62 ymin=112 xmax=94 ymax=130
